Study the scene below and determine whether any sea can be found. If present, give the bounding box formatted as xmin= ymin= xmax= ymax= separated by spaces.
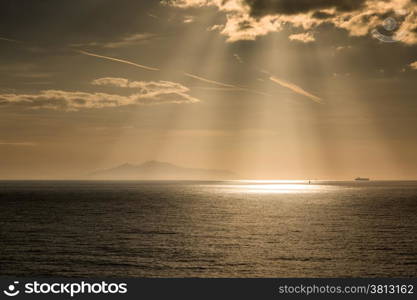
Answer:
xmin=0 ymin=180 xmax=416 ymax=277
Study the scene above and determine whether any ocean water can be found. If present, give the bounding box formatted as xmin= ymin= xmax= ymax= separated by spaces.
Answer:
xmin=0 ymin=180 xmax=416 ymax=277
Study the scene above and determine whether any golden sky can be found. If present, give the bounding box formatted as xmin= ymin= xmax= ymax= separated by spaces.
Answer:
xmin=1 ymin=0 xmax=417 ymax=179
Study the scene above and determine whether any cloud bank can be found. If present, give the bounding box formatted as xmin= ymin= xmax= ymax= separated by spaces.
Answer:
xmin=0 ymin=78 xmax=200 ymax=111
xmin=167 ymin=0 xmax=417 ymax=44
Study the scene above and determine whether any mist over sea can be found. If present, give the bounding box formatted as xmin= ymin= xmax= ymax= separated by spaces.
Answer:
xmin=0 ymin=180 xmax=416 ymax=277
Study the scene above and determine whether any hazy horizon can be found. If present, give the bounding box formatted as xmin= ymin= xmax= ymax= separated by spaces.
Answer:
xmin=0 ymin=159 xmax=415 ymax=181
xmin=1 ymin=0 xmax=417 ymax=180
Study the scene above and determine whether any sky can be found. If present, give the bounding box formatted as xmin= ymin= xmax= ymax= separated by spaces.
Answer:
xmin=1 ymin=0 xmax=417 ymax=180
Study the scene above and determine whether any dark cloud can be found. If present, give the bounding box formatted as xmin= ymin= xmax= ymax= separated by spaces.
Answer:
xmin=312 ymin=11 xmax=335 ymax=20
xmin=244 ymin=0 xmax=365 ymax=17
xmin=0 ymin=0 xmax=159 ymax=45
xmin=238 ymin=20 xmax=254 ymax=30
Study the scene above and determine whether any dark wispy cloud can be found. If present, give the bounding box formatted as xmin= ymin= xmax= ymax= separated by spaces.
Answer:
xmin=185 ymin=72 xmax=271 ymax=96
xmin=77 ymin=50 xmax=160 ymax=71
xmin=72 ymin=33 xmax=159 ymax=49
xmin=0 ymin=36 xmax=21 ymax=43
xmin=244 ymin=0 xmax=365 ymax=16
xmin=0 ymin=0 xmax=160 ymax=45
xmin=270 ymin=76 xmax=323 ymax=103
xmin=0 ymin=141 xmax=37 ymax=146
xmin=185 ymin=72 xmax=239 ymax=89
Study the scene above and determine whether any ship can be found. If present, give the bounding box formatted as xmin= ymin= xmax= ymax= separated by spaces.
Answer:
xmin=355 ymin=177 xmax=370 ymax=181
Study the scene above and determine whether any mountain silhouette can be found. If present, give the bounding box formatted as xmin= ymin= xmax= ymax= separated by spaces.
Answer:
xmin=90 ymin=160 xmax=236 ymax=180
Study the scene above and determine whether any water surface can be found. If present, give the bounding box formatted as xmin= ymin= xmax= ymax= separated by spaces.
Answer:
xmin=0 ymin=180 xmax=416 ymax=277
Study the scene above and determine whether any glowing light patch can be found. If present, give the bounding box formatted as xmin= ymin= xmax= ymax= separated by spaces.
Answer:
xmin=218 ymin=181 xmax=325 ymax=194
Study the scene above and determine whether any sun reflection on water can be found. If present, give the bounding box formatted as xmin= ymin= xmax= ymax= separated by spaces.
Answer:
xmin=222 ymin=180 xmax=325 ymax=194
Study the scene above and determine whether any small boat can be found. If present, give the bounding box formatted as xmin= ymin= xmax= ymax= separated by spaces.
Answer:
xmin=355 ymin=177 xmax=370 ymax=181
